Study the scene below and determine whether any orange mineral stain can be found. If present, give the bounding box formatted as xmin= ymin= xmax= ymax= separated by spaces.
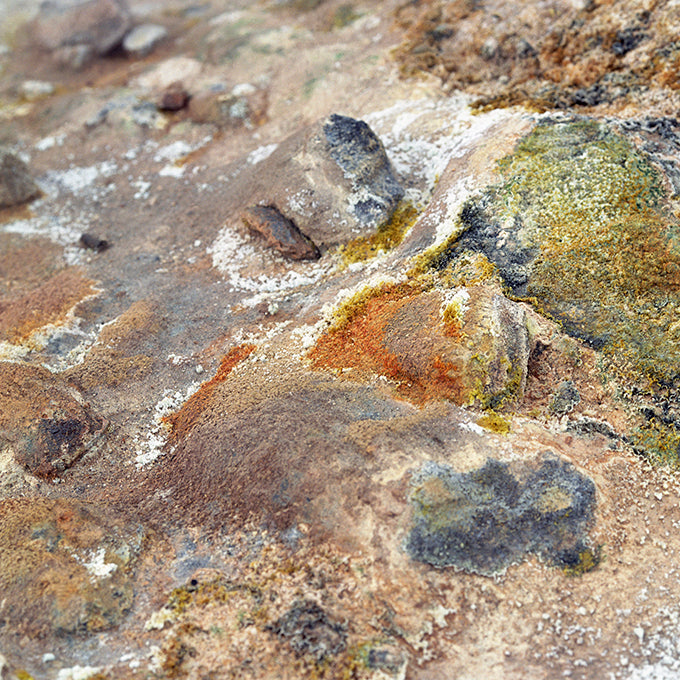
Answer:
xmin=163 ymin=343 xmax=257 ymax=442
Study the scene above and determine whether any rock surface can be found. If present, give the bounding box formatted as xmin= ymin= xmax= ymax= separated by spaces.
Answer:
xmin=0 ymin=148 xmax=40 ymax=208
xmin=122 ymin=23 xmax=167 ymax=57
xmin=31 ymin=0 xmax=131 ymax=58
xmin=3 ymin=0 xmax=680 ymax=679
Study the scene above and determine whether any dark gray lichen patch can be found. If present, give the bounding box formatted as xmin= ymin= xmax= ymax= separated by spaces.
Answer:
xmin=406 ymin=454 xmax=597 ymax=575
xmin=267 ymin=599 xmax=347 ymax=662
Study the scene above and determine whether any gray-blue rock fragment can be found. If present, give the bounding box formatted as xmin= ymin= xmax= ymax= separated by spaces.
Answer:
xmin=321 ymin=114 xmax=404 ymax=228
xmin=406 ymin=453 xmax=596 ymax=575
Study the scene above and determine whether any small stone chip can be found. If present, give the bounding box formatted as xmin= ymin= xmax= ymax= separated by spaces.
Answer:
xmin=157 ymin=80 xmax=190 ymax=111
xmin=79 ymin=232 xmax=110 ymax=252
xmin=240 ymin=205 xmax=320 ymax=260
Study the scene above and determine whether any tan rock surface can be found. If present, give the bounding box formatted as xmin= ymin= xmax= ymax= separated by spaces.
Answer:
xmin=2 ymin=1 xmax=680 ymax=679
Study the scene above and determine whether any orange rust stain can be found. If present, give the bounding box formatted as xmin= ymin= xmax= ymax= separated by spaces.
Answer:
xmin=163 ymin=343 xmax=257 ymax=442
xmin=0 ymin=268 xmax=96 ymax=343
xmin=310 ymin=289 xmax=468 ymax=406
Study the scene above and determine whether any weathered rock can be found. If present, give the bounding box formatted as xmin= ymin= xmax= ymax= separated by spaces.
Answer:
xmin=188 ymin=85 xmax=267 ymax=129
xmin=311 ymin=284 xmax=530 ymax=408
xmin=32 ymin=0 xmax=131 ymax=60
xmin=550 ymin=380 xmax=581 ymax=416
xmin=240 ymin=205 xmax=320 ymax=260
xmin=227 ymin=114 xmax=404 ymax=249
xmin=0 ymin=363 xmax=105 ymax=478
xmin=157 ymin=81 xmax=189 ymax=111
xmin=434 ymin=118 xmax=680 ymax=387
xmin=0 ymin=149 xmax=40 ymax=209
xmin=123 ymin=23 xmax=168 ymax=57
xmin=406 ymin=453 xmax=597 ymax=575
xmin=0 ymin=498 xmax=142 ymax=637
xmin=79 ymin=232 xmax=109 ymax=252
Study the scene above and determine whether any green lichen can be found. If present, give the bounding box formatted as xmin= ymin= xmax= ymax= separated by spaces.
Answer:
xmin=428 ymin=120 xmax=680 ymax=394
xmin=340 ymin=200 xmax=419 ymax=265
xmin=498 ymin=121 xmax=680 ymax=383
xmin=630 ymin=418 xmax=680 ymax=467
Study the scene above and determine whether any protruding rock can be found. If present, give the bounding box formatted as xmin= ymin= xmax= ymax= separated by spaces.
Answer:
xmin=0 ymin=148 xmax=40 ymax=209
xmin=123 ymin=23 xmax=168 ymax=57
xmin=285 ymin=114 xmax=404 ymax=246
xmin=311 ymin=284 xmax=530 ymax=408
xmin=0 ymin=498 xmax=142 ymax=637
xmin=240 ymin=205 xmax=320 ymax=260
xmin=227 ymin=114 xmax=404 ymax=249
xmin=31 ymin=0 xmax=131 ymax=65
xmin=157 ymin=80 xmax=190 ymax=111
xmin=0 ymin=363 xmax=105 ymax=479
xmin=406 ymin=454 xmax=597 ymax=575
xmin=188 ymin=85 xmax=267 ymax=129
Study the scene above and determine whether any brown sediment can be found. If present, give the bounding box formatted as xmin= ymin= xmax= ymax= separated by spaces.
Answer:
xmin=163 ymin=343 xmax=257 ymax=442
xmin=0 ymin=267 xmax=96 ymax=343
xmin=66 ymin=300 xmax=163 ymax=390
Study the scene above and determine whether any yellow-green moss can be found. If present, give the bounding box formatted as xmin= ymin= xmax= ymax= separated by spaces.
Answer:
xmin=476 ymin=412 xmax=511 ymax=434
xmin=630 ymin=418 xmax=680 ymax=467
xmin=340 ymin=201 xmax=419 ymax=265
xmin=15 ymin=672 xmax=35 ymax=680
xmin=426 ymin=120 xmax=680 ymax=395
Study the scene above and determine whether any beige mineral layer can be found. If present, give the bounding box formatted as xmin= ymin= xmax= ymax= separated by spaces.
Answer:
xmin=1 ymin=1 xmax=680 ymax=680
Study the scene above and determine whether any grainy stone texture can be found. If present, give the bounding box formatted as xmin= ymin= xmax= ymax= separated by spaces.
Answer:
xmin=31 ymin=0 xmax=131 ymax=57
xmin=0 ymin=148 xmax=40 ymax=208
xmin=3 ymin=0 xmax=680 ymax=679
xmin=240 ymin=204 xmax=320 ymax=260
xmin=406 ymin=454 xmax=597 ymax=574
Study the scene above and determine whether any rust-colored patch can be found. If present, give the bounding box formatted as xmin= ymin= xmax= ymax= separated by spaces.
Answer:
xmin=0 ymin=268 xmax=96 ymax=343
xmin=309 ymin=286 xmax=473 ymax=406
xmin=163 ymin=343 xmax=257 ymax=442
xmin=392 ymin=0 xmax=680 ymax=114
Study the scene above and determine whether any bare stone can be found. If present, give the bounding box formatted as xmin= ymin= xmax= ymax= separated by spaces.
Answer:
xmin=240 ymin=205 xmax=320 ymax=260
xmin=157 ymin=81 xmax=190 ymax=111
xmin=31 ymin=0 xmax=131 ymax=56
xmin=229 ymin=114 xmax=404 ymax=249
xmin=123 ymin=23 xmax=168 ymax=57
xmin=0 ymin=149 xmax=40 ymax=209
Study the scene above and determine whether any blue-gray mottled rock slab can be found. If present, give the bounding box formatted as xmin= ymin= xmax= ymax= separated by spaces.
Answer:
xmin=406 ymin=453 xmax=597 ymax=575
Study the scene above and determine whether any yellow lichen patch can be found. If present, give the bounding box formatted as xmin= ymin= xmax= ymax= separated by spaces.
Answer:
xmin=476 ymin=412 xmax=511 ymax=434
xmin=630 ymin=418 xmax=680 ymax=468
xmin=339 ymin=201 xmax=419 ymax=265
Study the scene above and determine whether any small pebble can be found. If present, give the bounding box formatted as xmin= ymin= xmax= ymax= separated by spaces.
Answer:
xmin=157 ymin=81 xmax=190 ymax=111
xmin=123 ymin=24 xmax=168 ymax=57
xmin=79 ymin=233 xmax=109 ymax=252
